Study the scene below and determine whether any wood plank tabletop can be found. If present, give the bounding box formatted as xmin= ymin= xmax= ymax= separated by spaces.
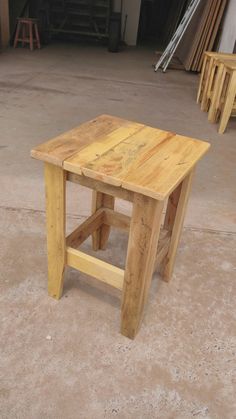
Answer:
xmin=31 ymin=114 xmax=210 ymax=200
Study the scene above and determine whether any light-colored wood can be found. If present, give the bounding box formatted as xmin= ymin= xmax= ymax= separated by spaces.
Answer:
xmin=218 ymin=70 xmax=236 ymax=134
xmin=67 ymin=172 xmax=134 ymax=202
xmin=198 ymin=52 xmax=236 ymax=112
xmin=66 ymin=207 xmax=130 ymax=249
xmin=65 ymin=126 xmax=209 ymax=201
xmin=162 ymin=170 xmax=194 ymax=281
xmin=0 ymin=0 xmax=10 ymax=49
xmin=32 ymin=115 xmax=210 ymax=339
xmin=164 ymin=182 xmax=182 ymax=231
xmin=66 ymin=247 xmax=124 ymax=290
xmin=197 ymin=53 xmax=208 ymax=104
xmin=207 ymin=61 xmax=226 ymax=122
xmin=44 ymin=163 xmax=66 ymax=299
xmin=205 ymin=54 xmax=236 ymax=122
xmin=32 ymin=115 xmax=209 ymax=201
xmin=103 ymin=208 xmax=130 ymax=231
xmin=154 ymin=231 xmax=171 ymax=271
xmin=91 ymin=191 xmax=115 ymax=250
xmin=178 ymin=1 xmax=228 ymax=72
xmin=66 ymin=208 xmax=104 ymax=248
xmin=201 ymin=57 xmax=215 ymax=112
xmin=31 ymin=114 xmax=144 ymax=166
xmin=207 ymin=59 xmax=236 ymax=125
xmin=121 ymin=194 xmax=164 ymax=339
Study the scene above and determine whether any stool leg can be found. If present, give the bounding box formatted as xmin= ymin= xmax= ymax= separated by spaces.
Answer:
xmin=22 ymin=24 xmax=26 ymax=47
xmin=208 ymin=63 xmax=225 ymax=123
xmin=121 ymin=194 xmax=164 ymax=339
xmin=218 ymin=72 xmax=236 ymax=134
xmin=13 ymin=21 xmax=21 ymax=48
xmin=34 ymin=23 xmax=41 ymax=49
xmin=91 ymin=191 xmax=114 ymax=250
xmin=45 ymin=163 xmax=66 ymax=300
xmin=161 ymin=170 xmax=194 ymax=282
xmin=197 ymin=54 xmax=207 ymax=104
xmin=200 ymin=58 xmax=213 ymax=112
xmin=29 ymin=22 xmax=33 ymax=51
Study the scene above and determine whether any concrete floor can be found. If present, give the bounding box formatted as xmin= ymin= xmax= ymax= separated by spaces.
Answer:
xmin=0 ymin=43 xmax=235 ymax=418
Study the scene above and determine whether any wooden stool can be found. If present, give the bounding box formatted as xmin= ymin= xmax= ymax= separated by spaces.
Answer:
xmin=208 ymin=60 xmax=236 ymax=134
xmin=14 ymin=18 xmax=41 ymax=51
xmin=197 ymin=51 xmax=236 ymax=112
xmin=213 ymin=61 xmax=236 ymax=134
xmin=31 ymin=115 xmax=210 ymax=339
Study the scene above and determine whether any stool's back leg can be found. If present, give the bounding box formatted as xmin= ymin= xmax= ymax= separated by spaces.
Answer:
xmin=91 ymin=191 xmax=114 ymax=250
xmin=201 ymin=58 xmax=213 ymax=112
xmin=218 ymin=72 xmax=236 ymax=134
xmin=208 ymin=63 xmax=225 ymax=122
xmin=121 ymin=194 xmax=164 ymax=339
xmin=34 ymin=23 xmax=41 ymax=49
xmin=197 ymin=54 xmax=207 ymax=104
xmin=29 ymin=22 xmax=33 ymax=51
xmin=22 ymin=24 xmax=26 ymax=47
xmin=161 ymin=170 xmax=194 ymax=282
xmin=13 ymin=21 xmax=21 ymax=48
xmin=45 ymin=163 xmax=66 ymax=299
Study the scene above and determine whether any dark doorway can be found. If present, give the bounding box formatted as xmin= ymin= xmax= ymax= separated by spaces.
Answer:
xmin=137 ymin=0 xmax=189 ymax=48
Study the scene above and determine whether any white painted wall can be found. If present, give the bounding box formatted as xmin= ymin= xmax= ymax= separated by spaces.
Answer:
xmin=114 ymin=0 xmax=141 ymax=46
xmin=218 ymin=0 xmax=236 ymax=53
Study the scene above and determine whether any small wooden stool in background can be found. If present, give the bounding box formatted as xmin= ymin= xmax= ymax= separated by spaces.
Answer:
xmin=207 ymin=59 xmax=235 ymax=123
xmin=31 ymin=115 xmax=210 ymax=339
xmin=209 ymin=60 xmax=236 ymax=134
xmin=197 ymin=51 xmax=236 ymax=112
xmin=14 ymin=18 xmax=41 ymax=51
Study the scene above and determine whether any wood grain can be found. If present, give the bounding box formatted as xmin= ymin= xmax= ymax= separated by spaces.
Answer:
xmin=67 ymin=247 xmax=124 ymax=290
xmin=66 ymin=208 xmax=104 ymax=248
xmin=121 ymin=194 xmax=164 ymax=339
xmin=67 ymin=172 xmax=134 ymax=202
xmin=44 ymin=163 xmax=66 ymax=299
xmin=91 ymin=191 xmax=115 ymax=250
xmin=31 ymin=114 xmax=144 ymax=166
xmin=32 ymin=115 xmax=210 ymax=201
xmin=162 ymin=170 xmax=194 ymax=281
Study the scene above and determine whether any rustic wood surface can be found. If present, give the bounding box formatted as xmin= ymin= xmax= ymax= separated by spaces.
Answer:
xmin=67 ymin=247 xmax=124 ymax=291
xmin=44 ymin=163 xmax=66 ymax=300
xmin=31 ymin=115 xmax=209 ymax=201
xmin=121 ymin=194 xmax=164 ymax=339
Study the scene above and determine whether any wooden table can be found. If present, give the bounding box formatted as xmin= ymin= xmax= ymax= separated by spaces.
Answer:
xmin=31 ymin=115 xmax=210 ymax=339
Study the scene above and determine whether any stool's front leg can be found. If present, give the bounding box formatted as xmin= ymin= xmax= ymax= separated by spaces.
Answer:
xmin=161 ymin=170 xmax=194 ymax=281
xmin=92 ymin=191 xmax=115 ymax=250
xmin=121 ymin=194 xmax=164 ymax=339
xmin=44 ymin=163 xmax=66 ymax=300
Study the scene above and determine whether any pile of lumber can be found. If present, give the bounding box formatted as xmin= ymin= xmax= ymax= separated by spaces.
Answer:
xmin=177 ymin=0 xmax=228 ymax=72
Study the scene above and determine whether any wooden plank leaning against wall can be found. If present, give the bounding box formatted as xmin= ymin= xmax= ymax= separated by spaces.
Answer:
xmin=0 ymin=0 xmax=10 ymax=50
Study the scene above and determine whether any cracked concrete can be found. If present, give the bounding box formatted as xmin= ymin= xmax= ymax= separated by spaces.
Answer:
xmin=0 ymin=43 xmax=235 ymax=418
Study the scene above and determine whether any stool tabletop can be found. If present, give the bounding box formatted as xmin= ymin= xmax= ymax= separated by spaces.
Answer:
xmin=204 ymin=51 xmax=236 ymax=59
xmin=17 ymin=17 xmax=38 ymax=22
xmin=31 ymin=114 xmax=210 ymax=200
xmin=217 ymin=59 xmax=236 ymax=70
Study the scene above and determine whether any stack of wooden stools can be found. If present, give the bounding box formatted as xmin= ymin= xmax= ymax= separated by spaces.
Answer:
xmin=197 ymin=51 xmax=236 ymax=134
xmin=14 ymin=17 xmax=41 ymax=51
xmin=31 ymin=115 xmax=209 ymax=339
